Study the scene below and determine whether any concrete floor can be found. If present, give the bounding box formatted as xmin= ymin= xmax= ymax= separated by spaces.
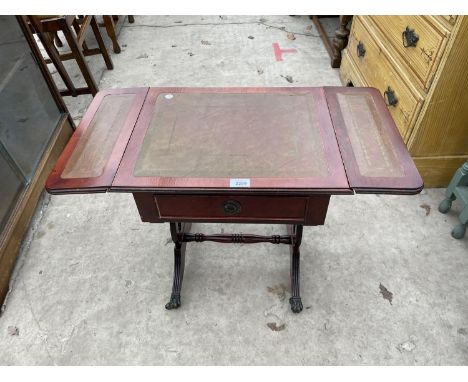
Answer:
xmin=1 ymin=15 xmax=467 ymax=365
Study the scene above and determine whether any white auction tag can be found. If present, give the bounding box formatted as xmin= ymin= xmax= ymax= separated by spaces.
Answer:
xmin=230 ymin=178 xmax=251 ymax=188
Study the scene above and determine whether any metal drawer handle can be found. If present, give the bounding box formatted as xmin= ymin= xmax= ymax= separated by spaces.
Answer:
xmin=357 ymin=41 xmax=366 ymax=57
xmin=384 ymin=87 xmax=398 ymax=107
xmin=223 ymin=200 xmax=241 ymax=215
xmin=402 ymin=26 xmax=419 ymax=47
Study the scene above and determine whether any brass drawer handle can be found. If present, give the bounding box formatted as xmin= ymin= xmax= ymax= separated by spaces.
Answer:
xmin=357 ymin=41 xmax=366 ymax=57
xmin=222 ymin=200 xmax=241 ymax=215
xmin=402 ymin=26 xmax=419 ymax=47
xmin=384 ymin=87 xmax=398 ymax=107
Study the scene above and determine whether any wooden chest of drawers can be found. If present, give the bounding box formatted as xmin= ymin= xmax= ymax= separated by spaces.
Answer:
xmin=340 ymin=16 xmax=468 ymax=187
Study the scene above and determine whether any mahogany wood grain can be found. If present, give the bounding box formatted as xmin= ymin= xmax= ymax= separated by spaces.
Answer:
xmin=133 ymin=193 xmax=330 ymax=226
xmin=46 ymin=88 xmax=149 ymax=194
xmin=288 ymin=224 xmax=303 ymax=313
xmin=324 ymin=87 xmax=423 ymax=194
xmin=42 ymin=86 xmax=425 ymax=314
xmin=155 ymin=195 xmax=308 ymax=222
xmin=46 ymin=87 xmax=423 ymax=196
xmin=112 ymin=87 xmax=350 ymax=193
xmin=180 ymin=233 xmax=293 ymax=244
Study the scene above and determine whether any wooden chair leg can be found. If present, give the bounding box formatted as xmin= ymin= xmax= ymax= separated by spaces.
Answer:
xmin=90 ymin=16 xmax=114 ymax=70
xmin=60 ymin=20 xmax=99 ymax=96
xmin=72 ymin=17 xmax=89 ymax=52
xmin=37 ymin=31 xmax=78 ymax=96
xmin=103 ymin=15 xmax=121 ymax=53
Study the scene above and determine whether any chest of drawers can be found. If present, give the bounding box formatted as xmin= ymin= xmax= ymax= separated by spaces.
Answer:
xmin=340 ymin=16 xmax=468 ymax=187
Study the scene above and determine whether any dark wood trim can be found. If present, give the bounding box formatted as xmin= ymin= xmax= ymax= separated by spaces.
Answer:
xmin=288 ymin=224 xmax=303 ymax=313
xmin=164 ymin=221 xmax=304 ymax=312
xmin=122 ymin=187 xmax=352 ymax=196
xmin=180 ymin=233 xmax=293 ymax=244
xmin=133 ymin=192 xmax=159 ymax=222
xmin=165 ymin=222 xmax=191 ymax=310
xmin=0 ymin=116 xmax=74 ymax=306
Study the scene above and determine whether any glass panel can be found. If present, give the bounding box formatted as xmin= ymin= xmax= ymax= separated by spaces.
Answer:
xmin=0 ymin=16 xmax=62 ymax=182
xmin=62 ymin=94 xmax=135 ymax=179
xmin=0 ymin=16 xmax=63 ymax=232
xmin=0 ymin=148 xmax=24 ymax=232
xmin=336 ymin=92 xmax=404 ymax=178
xmin=134 ymin=92 xmax=328 ymax=179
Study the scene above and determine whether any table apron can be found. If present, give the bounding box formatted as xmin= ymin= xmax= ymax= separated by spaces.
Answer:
xmin=132 ymin=193 xmax=330 ymax=226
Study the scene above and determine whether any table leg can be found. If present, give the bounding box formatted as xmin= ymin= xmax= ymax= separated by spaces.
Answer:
xmin=289 ymin=224 xmax=304 ymax=313
xmin=164 ymin=222 xmax=303 ymax=312
xmin=165 ymin=222 xmax=191 ymax=310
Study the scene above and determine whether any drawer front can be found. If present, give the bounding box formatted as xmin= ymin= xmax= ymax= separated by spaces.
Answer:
xmin=340 ymin=50 xmax=367 ymax=87
xmin=440 ymin=15 xmax=457 ymax=26
xmin=155 ymin=195 xmax=308 ymax=223
xmin=347 ymin=17 xmax=424 ymax=139
xmin=370 ymin=16 xmax=449 ymax=90
xmin=134 ymin=193 xmax=330 ymax=225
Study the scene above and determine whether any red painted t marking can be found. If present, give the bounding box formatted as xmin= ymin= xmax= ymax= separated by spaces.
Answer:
xmin=273 ymin=42 xmax=297 ymax=61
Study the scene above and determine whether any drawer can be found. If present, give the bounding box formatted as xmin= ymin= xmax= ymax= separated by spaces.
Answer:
xmin=439 ymin=15 xmax=458 ymax=27
xmin=340 ymin=50 xmax=367 ymax=87
xmin=347 ymin=17 xmax=424 ymax=139
xmin=155 ymin=195 xmax=308 ymax=223
xmin=141 ymin=194 xmax=331 ymax=225
xmin=370 ymin=16 xmax=450 ymax=91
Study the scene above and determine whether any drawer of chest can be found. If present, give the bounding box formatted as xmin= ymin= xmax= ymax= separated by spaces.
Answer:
xmin=340 ymin=50 xmax=367 ymax=87
xmin=437 ymin=15 xmax=458 ymax=29
xmin=369 ymin=16 xmax=450 ymax=91
xmin=347 ymin=17 xmax=424 ymax=140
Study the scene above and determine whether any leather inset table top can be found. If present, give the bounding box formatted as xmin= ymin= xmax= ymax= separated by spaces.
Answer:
xmin=46 ymin=87 xmax=423 ymax=195
xmin=134 ymin=92 xmax=328 ymax=179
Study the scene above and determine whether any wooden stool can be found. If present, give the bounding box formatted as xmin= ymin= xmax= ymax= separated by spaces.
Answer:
xmin=439 ymin=161 xmax=468 ymax=239
xmin=29 ymin=15 xmax=113 ymax=97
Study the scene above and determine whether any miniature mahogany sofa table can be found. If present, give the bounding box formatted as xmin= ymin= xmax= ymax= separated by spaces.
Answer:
xmin=46 ymin=87 xmax=423 ymax=313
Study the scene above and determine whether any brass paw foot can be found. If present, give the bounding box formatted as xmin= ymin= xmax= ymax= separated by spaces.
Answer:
xmin=165 ymin=295 xmax=181 ymax=310
xmin=289 ymin=297 xmax=303 ymax=313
